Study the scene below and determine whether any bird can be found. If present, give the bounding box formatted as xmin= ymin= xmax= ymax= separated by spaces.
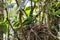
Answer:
xmin=22 ymin=14 xmax=33 ymax=26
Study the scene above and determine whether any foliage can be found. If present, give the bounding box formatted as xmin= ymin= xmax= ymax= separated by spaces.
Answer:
xmin=0 ymin=0 xmax=60 ymax=40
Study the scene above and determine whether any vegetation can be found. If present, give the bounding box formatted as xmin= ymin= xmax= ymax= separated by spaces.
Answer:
xmin=0 ymin=0 xmax=60 ymax=40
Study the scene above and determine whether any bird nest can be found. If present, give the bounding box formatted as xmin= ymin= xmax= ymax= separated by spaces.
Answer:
xmin=22 ymin=23 xmax=59 ymax=40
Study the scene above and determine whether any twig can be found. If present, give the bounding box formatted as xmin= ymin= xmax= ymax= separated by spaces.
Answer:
xmin=22 ymin=9 xmax=28 ymax=17
xmin=15 ymin=0 xmax=23 ymax=27
xmin=30 ymin=29 xmax=41 ymax=40
xmin=27 ymin=30 xmax=30 ymax=40
xmin=7 ymin=19 xmax=20 ymax=40
xmin=15 ymin=0 xmax=19 ymax=6
xmin=5 ymin=8 xmax=20 ymax=40
xmin=30 ymin=1 xmax=36 ymax=15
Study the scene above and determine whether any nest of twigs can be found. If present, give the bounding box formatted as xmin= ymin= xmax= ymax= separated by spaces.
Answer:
xmin=22 ymin=23 xmax=59 ymax=40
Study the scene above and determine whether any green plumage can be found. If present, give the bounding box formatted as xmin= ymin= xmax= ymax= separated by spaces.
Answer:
xmin=23 ymin=15 xmax=33 ymax=26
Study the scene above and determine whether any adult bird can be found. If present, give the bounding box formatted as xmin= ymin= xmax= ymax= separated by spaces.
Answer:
xmin=22 ymin=15 xmax=33 ymax=26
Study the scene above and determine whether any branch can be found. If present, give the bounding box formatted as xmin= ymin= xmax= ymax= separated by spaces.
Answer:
xmin=30 ymin=1 xmax=36 ymax=15
xmin=15 ymin=0 xmax=23 ymax=27
xmin=15 ymin=0 xmax=19 ymax=6
xmin=7 ymin=19 xmax=21 ymax=40
xmin=22 ymin=9 xmax=28 ymax=17
xmin=31 ymin=29 xmax=41 ymax=40
xmin=5 ymin=8 xmax=20 ymax=40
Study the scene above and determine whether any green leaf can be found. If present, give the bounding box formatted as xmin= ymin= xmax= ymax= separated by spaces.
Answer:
xmin=53 ymin=9 xmax=60 ymax=15
xmin=49 ymin=7 xmax=60 ymax=16
xmin=26 ymin=6 xmax=31 ymax=10
xmin=49 ymin=8 xmax=55 ymax=13
xmin=13 ymin=21 xmax=20 ymax=27
xmin=0 ymin=20 xmax=8 ymax=34
xmin=25 ymin=6 xmax=31 ymax=15
xmin=1 ymin=23 xmax=8 ymax=34
xmin=56 ymin=2 xmax=60 ymax=8
xmin=2 ymin=24 xmax=7 ymax=34
xmin=32 ymin=0 xmax=39 ymax=2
